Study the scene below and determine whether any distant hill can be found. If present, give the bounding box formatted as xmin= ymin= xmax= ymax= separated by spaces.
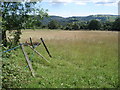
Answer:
xmin=41 ymin=14 xmax=118 ymax=25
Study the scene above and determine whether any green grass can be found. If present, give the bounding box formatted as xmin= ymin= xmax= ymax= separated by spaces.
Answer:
xmin=5 ymin=31 xmax=118 ymax=88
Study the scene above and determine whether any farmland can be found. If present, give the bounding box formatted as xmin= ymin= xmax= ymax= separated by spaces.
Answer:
xmin=4 ymin=30 xmax=118 ymax=88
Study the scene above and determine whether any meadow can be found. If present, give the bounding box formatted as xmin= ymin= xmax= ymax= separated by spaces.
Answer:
xmin=6 ymin=30 xmax=118 ymax=88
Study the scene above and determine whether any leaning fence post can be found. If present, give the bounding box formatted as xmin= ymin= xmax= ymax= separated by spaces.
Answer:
xmin=30 ymin=37 xmax=34 ymax=49
xmin=20 ymin=44 xmax=35 ymax=77
xmin=40 ymin=38 xmax=52 ymax=58
xmin=28 ymin=45 xmax=50 ymax=63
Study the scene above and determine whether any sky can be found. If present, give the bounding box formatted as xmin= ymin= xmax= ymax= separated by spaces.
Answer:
xmin=36 ymin=0 xmax=120 ymax=17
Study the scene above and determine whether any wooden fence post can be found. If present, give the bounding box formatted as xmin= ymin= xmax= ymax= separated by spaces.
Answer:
xmin=40 ymin=38 xmax=52 ymax=58
xmin=20 ymin=44 xmax=35 ymax=77
xmin=28 ymin=45 xmax=50 ymax=63
xmin=30 ymin=37 xmax=34 ymax=49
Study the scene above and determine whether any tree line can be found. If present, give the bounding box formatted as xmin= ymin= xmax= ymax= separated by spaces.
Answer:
xmin=31 ymin=18 xmax=120 ymax=31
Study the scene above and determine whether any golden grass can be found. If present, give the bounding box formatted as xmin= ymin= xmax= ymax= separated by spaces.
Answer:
xmin=20 ymin=30 xmax=118 ymax=43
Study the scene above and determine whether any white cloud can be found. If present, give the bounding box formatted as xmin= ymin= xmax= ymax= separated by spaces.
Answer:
xmin=42 ymin=0 xmax=119 ymax=6
xmin=75 ymin=2 xmax=86 ymax=5
xmin=48 ymin=11 xmax=89 ymax=17
xmin=52 ymin=0 xmax=73 ymax=3
xmin=48 ymin=11 xmax=117 ymax=17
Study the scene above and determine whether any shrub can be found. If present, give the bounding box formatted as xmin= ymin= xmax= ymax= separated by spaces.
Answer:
xmin=2 ymin=51 xmax=32 ymax=88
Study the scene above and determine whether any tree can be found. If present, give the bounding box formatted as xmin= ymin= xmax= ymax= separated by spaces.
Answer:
xmin=112 ymin=18 xmax=120 ymax=31
xmin=102 ymin=21 xmax=112 ymax=31
xmin=72 ymin=23 xmax=80 ymax=30
xmin=1 ymin=1 xmax=48 ymax=46
xmin=48 ymin=20 xmax=59 ymax=29
xmin=65 ymin=23 xmax=72 ymax=30
xmin=28 ymin=19 xmax=42 ymax=29
xmin=80 ymin=24 xmax=88 ymax=30
xmin=88 ymin=20 xmax=101 ymax=30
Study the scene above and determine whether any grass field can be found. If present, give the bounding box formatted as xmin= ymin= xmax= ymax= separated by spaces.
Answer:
xmin=7 ymin=30 xmax=118 ymax=88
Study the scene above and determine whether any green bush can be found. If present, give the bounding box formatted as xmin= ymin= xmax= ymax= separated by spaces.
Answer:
xmin=2 ymin=52 xmax=32 ymax=88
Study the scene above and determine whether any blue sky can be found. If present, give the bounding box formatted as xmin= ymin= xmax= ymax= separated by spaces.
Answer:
xmin=37 ymin=0 xmax=119 ymax=17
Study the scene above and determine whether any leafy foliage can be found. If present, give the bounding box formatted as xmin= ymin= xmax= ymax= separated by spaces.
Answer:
xmin=1 ymin=2 xmax=48 ymax=46
xmin=112 ymin=18 xmax=120 ymax=31
xmin=72 ymin=23 xmax=80 ymax=30
xmin=2 ymin=46 xmax=32 ymax=88
xmin=2 ymin=57 xmax=32 ymax=88
xmin=48 ymin=20 xmax=60 ymax=29
xmin=65 ymin=23 xmax=73 ymax=30
xmin=88 ymin=20 xmax=101 ymax=30
xmin=101 ymin=21 xmax=113 ymax=30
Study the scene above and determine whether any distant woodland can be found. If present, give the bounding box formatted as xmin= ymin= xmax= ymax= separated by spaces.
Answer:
xmin=24 ymin=15 xmax=120 ymax=31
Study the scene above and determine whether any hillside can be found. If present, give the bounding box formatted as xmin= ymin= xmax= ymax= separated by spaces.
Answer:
xmin=41 ymin=14 xmax=118 ymax=25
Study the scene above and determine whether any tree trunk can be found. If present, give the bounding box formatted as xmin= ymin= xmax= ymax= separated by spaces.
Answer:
xmin=14 ymin=30 xmax=21 ymax=45
xmin=2 ymin=30 xmax=7 ymax=47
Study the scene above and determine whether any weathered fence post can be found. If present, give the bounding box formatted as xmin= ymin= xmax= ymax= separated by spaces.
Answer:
xmin=40 ymin=38 xmax=52 ymax=58
xmin=28 ymin=45 xmax=50 ymax=63
xmin=30 ymin=37 xmax=34 ymax=49
xmin=20 ymin=44 xmax=35 ymax=77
